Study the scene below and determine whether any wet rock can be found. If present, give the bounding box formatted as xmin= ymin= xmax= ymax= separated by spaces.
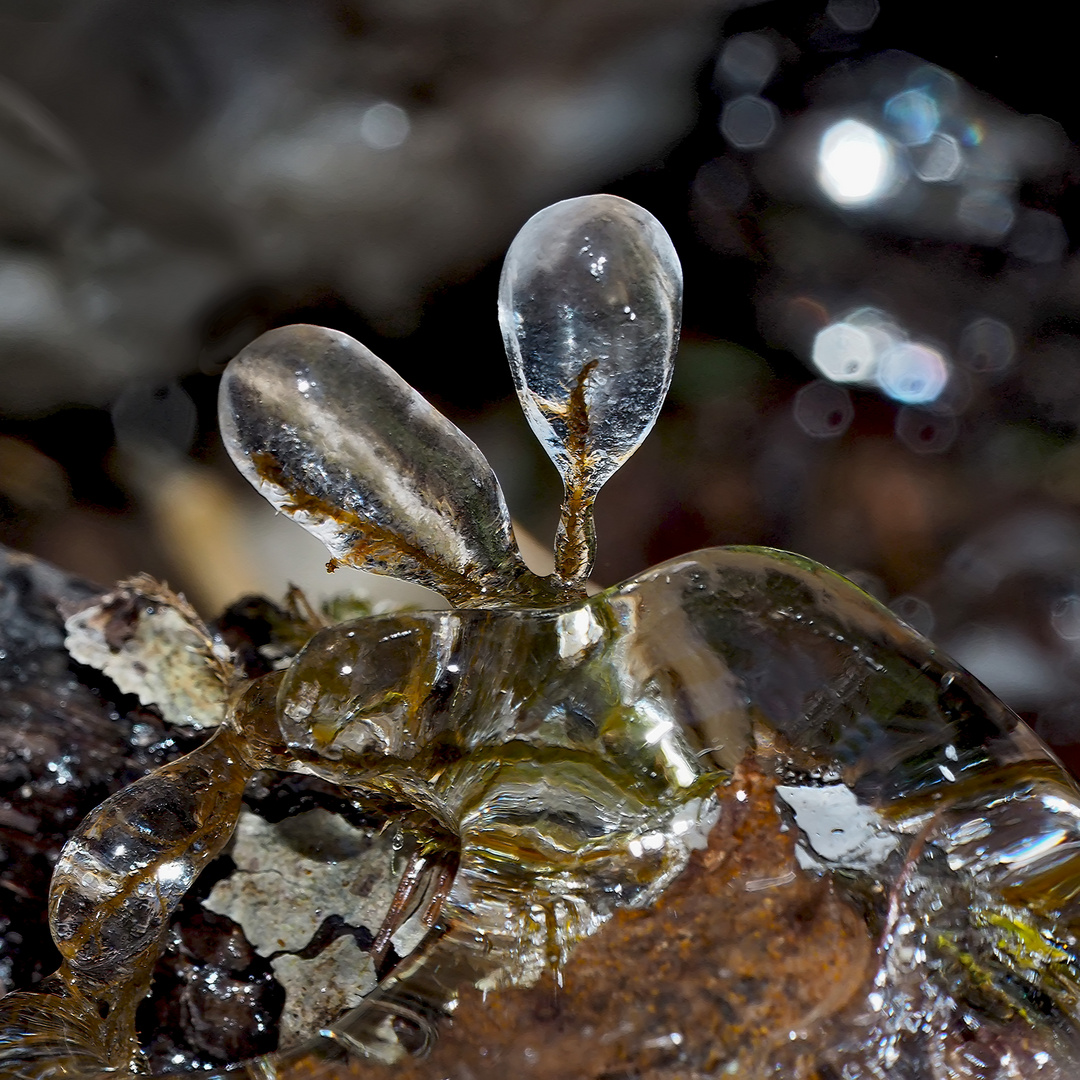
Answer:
xmin=203 ymin=808 xmax=400 ymax=958
xmin=0 ymin=544 xmax=190 ymax=995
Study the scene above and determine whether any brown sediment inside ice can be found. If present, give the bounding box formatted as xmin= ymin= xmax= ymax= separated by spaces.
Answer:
xmin=316 ymin=762 xmax=873 ymax=1080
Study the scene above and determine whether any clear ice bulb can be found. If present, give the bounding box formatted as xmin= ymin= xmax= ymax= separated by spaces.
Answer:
xmin=218 ymin=324 xmax=554 ymax=608
xmin=498 ymin=194 xmax=682 ymax=585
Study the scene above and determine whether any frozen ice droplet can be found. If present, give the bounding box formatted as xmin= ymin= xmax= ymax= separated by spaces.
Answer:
xmin=498 ymin=195 xmax=682 ymax=586
xmin=219 ymin=324 xmax=557 ymax=608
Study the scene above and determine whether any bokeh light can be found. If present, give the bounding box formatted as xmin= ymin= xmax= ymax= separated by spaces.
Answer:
xmin=884 ymin=89 xmax=939 ymax=146
xmin=909 ymin=132 xmax=962 ymax=182
xmin=811 ymin=321 xmax=876 ymax=382
xmin=1007 ymin=208 xmax=1068 ymax=263
xmin=895 ymin=406 xmax=957 ymax=453
xmin=793 ymin=379 xmax=854 ymax=438
xmin=715 ymin=33 xmax=777 ymax=92
xmin=825 ymin=0 xmax=880 ymax=33
xmin=810 ymin=307 xmax=901 ymax=385
xmin=888 ymin=594 xmax=935 ymax=636
xmin=817 ymin=119 xmax=897 ymax=206
xmin=111 ymin=381 xmax=197 ymax=459
xmin=358 ymin=102 xmax=411 ymax=151
xmin=0 ymin=255 xmax=62 ymax=335
xmin=811 ymin=309 xmax=950 ymax=407
xmin=877 ymin=342 xmax=949 ymax=404
xmin=958 ymin=317 xmax=1014 ymax=373
xmin=1051 ymin=596 xmax=1080 ymax=643
xmin=957 ymin=187 xmax=1015 ymax=240
xmin=720 ymin=95 xmax=778 ymax=150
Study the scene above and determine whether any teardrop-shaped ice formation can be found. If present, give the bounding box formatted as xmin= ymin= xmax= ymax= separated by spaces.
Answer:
xmin=41 ymin=724 xmax=254 ymax=1071
xmin=219 ymin=324 xmax=562 ymax=609
xmin=498 ymin=195 xmax=682 ymax=586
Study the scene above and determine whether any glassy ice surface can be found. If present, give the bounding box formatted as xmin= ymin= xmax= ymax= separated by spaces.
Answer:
xmin=265 ymin=552 xmax=1080 ymax=1075
xmin=218 ymin=323 xmax=556 ymax=608
xmin=497 ymin=195 xmax=682 ymax=506
xmin=5 ymin=548 xmax=1080 ymax=1077
xmin=274 ymin=549 xmax=1080 ymax=1077
xmin=6 ymin=185 xmax=1080 ymax=1079
xmin=0 ymin=721 xmax=259 ymax=1080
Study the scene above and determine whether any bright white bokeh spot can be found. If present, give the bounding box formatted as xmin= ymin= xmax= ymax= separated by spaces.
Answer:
xmin=877 ymin=342 xmax=949 ymax=404
xmin=817 ymin=119 xmax=896 ymax=206
xmin=358 ymin=102 xmax=410 ymax=150
xmin=846 ymin=306 xmax=903 ymax=355
xmin=812 ymin=322 xmax=876 ymax=382
xmin=811 ymin=307 xmax=901 ymax=385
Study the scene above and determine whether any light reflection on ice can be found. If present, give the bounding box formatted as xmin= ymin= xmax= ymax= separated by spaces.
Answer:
xmin=776 ymin=782 xmax=897 ymax=870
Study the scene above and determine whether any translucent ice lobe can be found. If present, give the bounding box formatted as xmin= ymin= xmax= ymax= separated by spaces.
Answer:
xmin=276 ymin=613 xmax=443 ymax=770
xmin=498 ymin=195 xmax=682 ymax=585
xmin=498 ymin=195 xmax=682 ymax=478
xmin=219 ymin=324 xmax=558 ymax=608
xmin=33 ymin=725 xmax=253 ymax=1073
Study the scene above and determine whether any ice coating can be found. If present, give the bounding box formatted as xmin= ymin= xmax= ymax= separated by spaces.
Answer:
xmin=274 ymin=549 xmax=1080 ymax=1076
xmin=218 ymin=324 xmax=563 ymax=608
xmin=498 ymin=195 xmax=682 ymax=585
xmin=219 ymin=197 xmax=683 ymax=597
xmin=5 ymin=193 xmax=1080 ymax=1079
xmin=0 ymin=713 xmax=265 ymax=1079
xmin=5 ymin=549 xmax=1080 ymax=1077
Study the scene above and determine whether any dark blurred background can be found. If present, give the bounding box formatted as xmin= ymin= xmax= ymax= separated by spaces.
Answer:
xmin=4 ymin=0 xmax=1080 ymax=767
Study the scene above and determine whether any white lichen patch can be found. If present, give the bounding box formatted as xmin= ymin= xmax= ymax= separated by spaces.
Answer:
xmin=270 ymin=935 xmax=376 ymax=1048
xmin=203 ymin=807 xmax=401 ymax=956
xmin=63 ymin=575 xmax=231 ymax=728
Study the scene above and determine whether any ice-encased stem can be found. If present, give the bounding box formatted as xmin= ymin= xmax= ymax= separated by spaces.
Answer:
xmin=498 ymin=195 xmax=682 ymax=588
xmin=219 ymin=324 xmax=568 ymax=609
xmin=0 ymin=726 xmax=256 ymax=1075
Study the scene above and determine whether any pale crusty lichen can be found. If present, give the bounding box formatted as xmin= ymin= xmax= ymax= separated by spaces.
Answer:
xmin=270 ymin=936 xmax=376 ymax=1049
xmin=203 ymin=807 xmax=401 ymax=957
xmin=63 ymin=575 xmax=232 ymax=729
xmin=203 ymin=807 xmax=412 ymax=1048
